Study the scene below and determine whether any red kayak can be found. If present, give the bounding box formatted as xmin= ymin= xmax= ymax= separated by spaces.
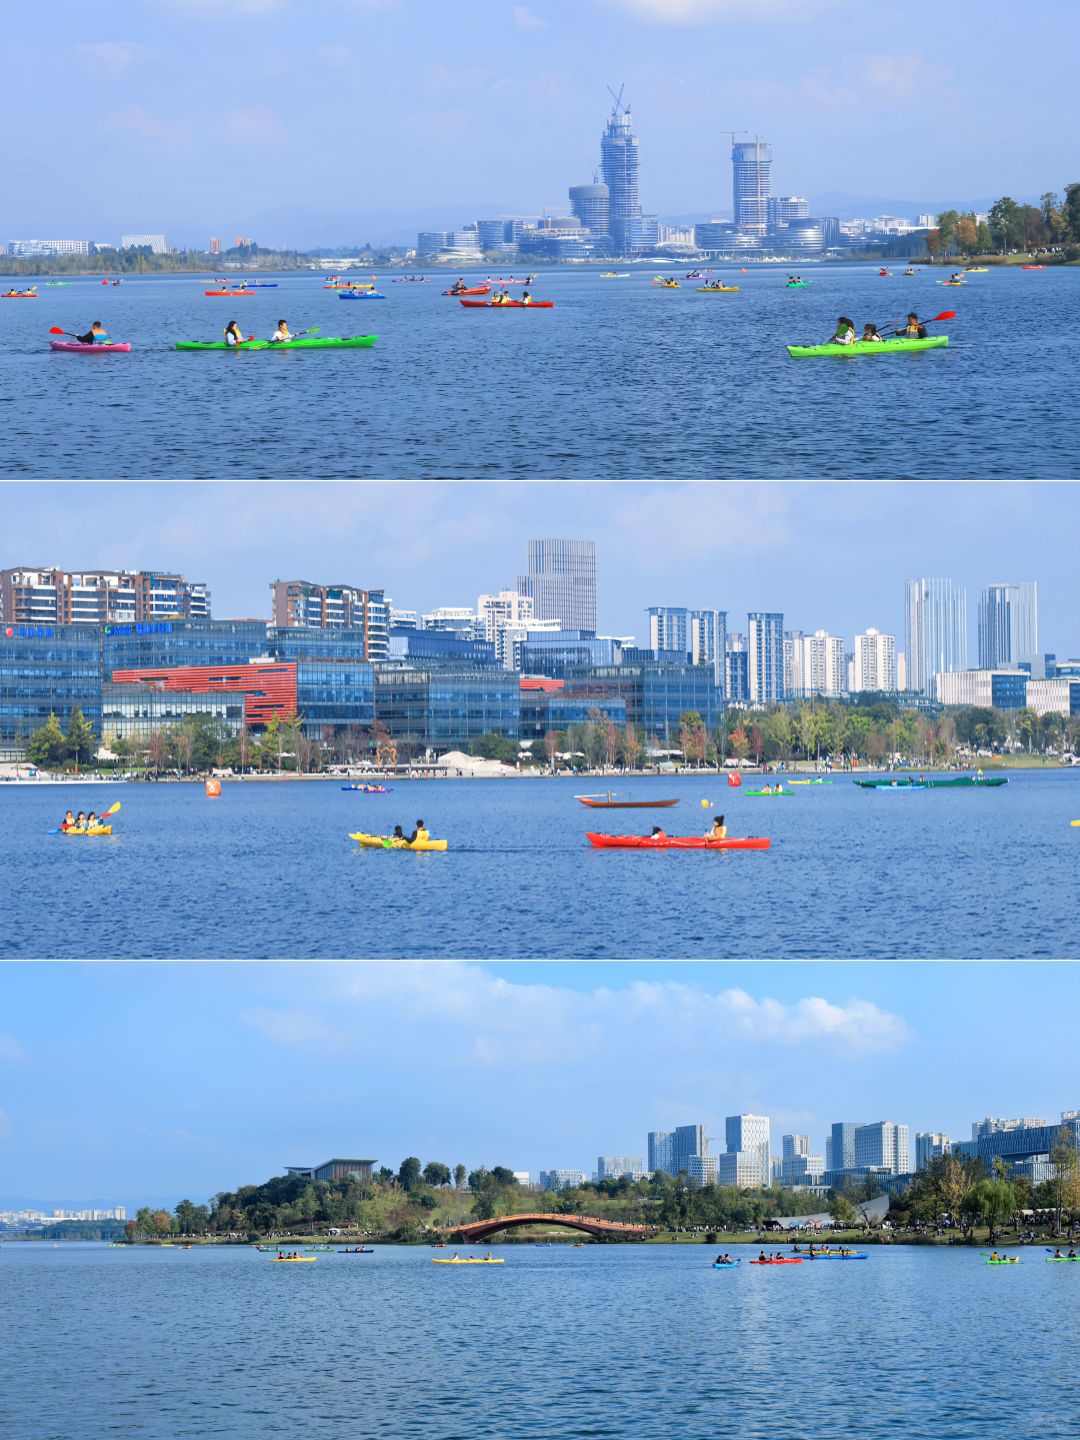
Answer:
xmin=205 ymin=290 xmax=255 ymax=297
xmin=586 ymin=832 xmax=770 ymax=851
xmin=459 ymin=299 xmax=553 ymax=308
xmin=749 ymin=1257 xmax=803 ymax=1265
xmin=443 ymin=285 xmax=491 ymax=296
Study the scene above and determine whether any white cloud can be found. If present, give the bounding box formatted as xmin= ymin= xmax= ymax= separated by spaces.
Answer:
xmin=243 ymin=964 xmax=912 ymax=1072
xmin=0 ymin=1032 xmax=25 ymax=1064
xmin=799 ymin=52 xmax=954 ymax=109
xmin=514 ymin=4 xmax=547 ymax=28
xmin=75 ymin=42 xmax=145 ymax=70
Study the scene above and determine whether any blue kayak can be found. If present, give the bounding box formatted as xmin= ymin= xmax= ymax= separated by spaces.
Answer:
xmin=339 ymin=291 xmax=385 ymax=300
xmin=712 ymin=1261 xmax=741 ymax=1268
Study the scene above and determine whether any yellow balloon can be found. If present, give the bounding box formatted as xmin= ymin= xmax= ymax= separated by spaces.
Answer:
xmin=700 ymin=798 xmax=710 ymax=809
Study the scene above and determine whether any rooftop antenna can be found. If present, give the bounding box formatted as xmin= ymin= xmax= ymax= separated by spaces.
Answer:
xmin=607 ymin=83 xmax=627 ymax=117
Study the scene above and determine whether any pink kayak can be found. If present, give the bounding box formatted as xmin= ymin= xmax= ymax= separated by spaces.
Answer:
xmin=50 ymin=340 xmax=132 ymax=354
xmin=586 ymin=832 xmax=770 ymax=851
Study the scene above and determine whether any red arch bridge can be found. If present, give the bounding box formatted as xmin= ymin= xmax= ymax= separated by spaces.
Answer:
xmin=452 ymin=1212 xmax=657 ymax=1242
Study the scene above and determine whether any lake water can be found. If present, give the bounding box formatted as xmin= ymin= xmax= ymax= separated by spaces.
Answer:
xmin=1 ymin=264 xmax=1076 ymax=479
xmin=3 ymin=1240 xmax=1078 ymax=1439
xmin=2 ymin=769 xmax=1078 ymax=958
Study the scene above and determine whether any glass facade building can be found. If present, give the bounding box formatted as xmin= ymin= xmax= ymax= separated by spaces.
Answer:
xmin=388 ymin=629 xmax=498 ymax=669
xmin=101 ymin=683 xmax=244 ymax=740
xmin=518 ymin=631 xmax=619 ymax=678
xmin=905 ymin=578 xmax=968 ymax=695
xmin=374 ymin=667 xmax=521 ymax=753
xmin=517 ymin=539 xmax=597 ymax=633
xmin=600 ymin=100 xmax=645 ymax=254
xmin=0 ymin=623 xmax=103 ymax=751
xmin=732 ymin=140 xmax=771 ymax=234
xmin=562 ymin=662 xmax=723 ymax=741
xmin=518 ymin=689 xmax=627 ymax=741
xmin=569 ymin=183 xmax=611 ymax=237
xmin=977 ymin=582 xmax=1038 ymax=669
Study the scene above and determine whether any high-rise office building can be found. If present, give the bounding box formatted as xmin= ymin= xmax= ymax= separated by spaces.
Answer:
xmin=600 ymin=94 xmax=646 ymax=253
xmin=732 ymin=139 xmax=771 ymax=234
xmin=270 ymin=580 xmax=389 ymax=660
xmin=686 ymin=1155 xmax=719 ymax=1186
xmin=915 ymin=1132 xmax=952 ymax=1170
xmin=904 ymin=578 xmax=967 ymax=694
xmin=569 ymin=183 xmax=610 ymax=237
xmin=646 ymin=607 xmax=726 ymax=686
xmin=977 ymin=582 xmax=1038 ymax=668
xmin=829 ymin=1121 xmax=862 ymax=1172
xmin=781 ymin=1134 xmax=824 ymax=1186
xmin=671 ymin=1124 xmax=707 ymax=1175
xmin=853 ymin=628 xmax=898 ymax=693
xmin=647 ymin=1130 xmax=673 ymax=1174
xmin=0 ymin=568 xmax=210 ymax=625
xmin=725 ymin=1113 xmax=771 ymax=1188
xmin=726 ymin=633 xmax=749 ymax=703
xmin=748 ymin=612 xmax=784 ymax=704
xmin=121 ymin=233 xmax=167 ymax=253
xmin=517 ymin=540 xmax=597 ymax=632
xmin=854 ymin=1121 xmax=910 ymax=1175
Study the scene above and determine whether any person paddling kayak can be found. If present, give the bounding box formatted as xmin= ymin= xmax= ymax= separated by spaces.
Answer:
xmin=75 ymin=321 xmax=108 ymax=346
xmin=707 ymin=815 xmax=727 ymax=840
xmin=897 ymin=312 xmax=927 ymax=339
xmin=405 ymin=819 xmax=429 ymax=845
xmin=224 ymin=321 xmax=245 ymax=348
xmin=828 ymin=316 xmax=855 ymax=346
xmin=270 ymin=319 xmax=292 ymax=343
xmin=60 ymin=810 xmax=76 ymax=832
xmin=860 ymin=322 xmax=883 ymax=343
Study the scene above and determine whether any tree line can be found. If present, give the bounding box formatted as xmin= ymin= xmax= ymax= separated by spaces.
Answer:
xmin=928 ymin=186 xmax=1080 ymax=258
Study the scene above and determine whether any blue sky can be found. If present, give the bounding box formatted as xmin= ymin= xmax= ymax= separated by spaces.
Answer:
xmin=7 ymin=1 xmax=1078 ymax=245
xmin=7 ymin=482 xmax=1079 ymax=655
xmin=1 ymin=961 xmax=1076 ymax=1209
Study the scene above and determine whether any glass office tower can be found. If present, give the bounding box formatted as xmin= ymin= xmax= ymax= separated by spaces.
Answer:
xmin=904 ymin=579 xmax=968 ymax=695
xmin=977 ymin=582 xmax=1037 ymax=668
xmin=732 ymin=139 xmax=771 ymax=234
xmin=517 ymin=540 xmax=597 ymax=633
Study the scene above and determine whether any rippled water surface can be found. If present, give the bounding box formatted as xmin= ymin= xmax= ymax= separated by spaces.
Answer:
xmin=3 ymin=1241 xmax=1079 ymax=1440
xmin=1 ymin=264 xmax=1077 ymax=477
xmin=2 ymin=769 xmax=1078 ymax=957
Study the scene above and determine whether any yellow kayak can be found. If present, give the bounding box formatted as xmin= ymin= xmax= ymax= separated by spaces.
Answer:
xmin=61 ymin=825 xmax=113 ymax=836
xmin=696 ymin=285 xmax=739 ymax=292
xmin=349 ymin=831 xmax=448 ymax=851
xmin=432 ymin=1257 xmax=504 ymax=1264
xmin=274 ymin=1255 xmax=316 ymax=1262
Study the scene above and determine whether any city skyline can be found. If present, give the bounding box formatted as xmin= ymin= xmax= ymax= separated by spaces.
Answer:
xmin=2 ymin=961 xmax=1078 ymax=1208
xmin=5 ymin=1 xmax=1078 ymax=246
xmin=5 ymin=484 xmax=1079 ymax=657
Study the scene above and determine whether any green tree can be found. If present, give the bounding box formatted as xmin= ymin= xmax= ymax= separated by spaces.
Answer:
xmin=490 ymin=1167 xmax=519 ymax=1187
xmin=1062 ymin=183 xmax=1080 ymax=244
xmin=398 ymin=1157 xmax=423 ymax=1193
xmin=453 ymin=1163 xmax=467 ymax=1189
xmin=936 ymin=209 xmax=960 ymax=253
xmin=988 ymin=196 xmax=1021 ymax=251
xmin=469 ymin=732 xmax=518 ymax=764
xmin=65 ymin=706 xmax=96 ymax=765
xmin=968 ymin=1178 xmax=1017 ymax=1243
xmin=26 ymin=712 xmax=67 ymax=768
xmin=472 ymin=1190 xmax=497 ymax=1220
xmin=1050 ymin=1126 xmax=1080 ymax=1235
xmin=829 ymin=1193 xmax=857 ymax=1228
xmin=423 ymin=1161 xmax=452 ymax=1187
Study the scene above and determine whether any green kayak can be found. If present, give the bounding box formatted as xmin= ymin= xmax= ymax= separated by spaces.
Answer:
xmin=744 ymin=790 xmax=795 ymax=797
xmin=787 ymin=337 xmax=948 ymax=358
xmin=175 ymin=335 xmax=377 ymax=352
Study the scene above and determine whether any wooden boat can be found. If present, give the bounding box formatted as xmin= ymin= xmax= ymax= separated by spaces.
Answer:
xmin=576 ymin=793 xmax=680 ymax=809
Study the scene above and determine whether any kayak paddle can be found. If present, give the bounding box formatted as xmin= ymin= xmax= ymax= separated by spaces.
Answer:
xmin=46 ymin=800 xmax=122 ymax=834
xmin=879 ymin=309 xmax=955 ymax=337
xmin=49 ymin=325 xmax=108 ymax=339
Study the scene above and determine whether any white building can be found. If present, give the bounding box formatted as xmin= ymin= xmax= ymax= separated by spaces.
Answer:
xmin=854 ymin=1121 xmax=909 ymax=1175
xmin=724 ymin=1113 xmax=771 ymax=1188
xmin=8 ymin=238 xmax=90 ymax=256
xmin=716 ymin=1152 xmax=765 ymax=1187
xmin=934 ymin=669 xmax=1027 ymax=708
xmin=686 ymin=1155 xmax=719 ymax=1186
xmin=783 ymin=630 xmax=804 ymax=696
xmin=853 ymin=628 xmax=898 ymax=693
xmin=801 ymin=629 xmax=846 ymax=697
xmin=1025 ymin=679 xmax=1080 ymax=719
xmin=479 ymin=591 xmax=567 ymax=668
xmin=538 ymin=1169 xmax=587 ymax=1191
xmin=121 ymin=233 xmax=167 ymax=254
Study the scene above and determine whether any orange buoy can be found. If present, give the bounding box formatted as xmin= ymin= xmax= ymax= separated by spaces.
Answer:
xmin=727 ymin=772 xmax=742 ymax=787
xmin=205 ymin=778 xmax=221 ymax=797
